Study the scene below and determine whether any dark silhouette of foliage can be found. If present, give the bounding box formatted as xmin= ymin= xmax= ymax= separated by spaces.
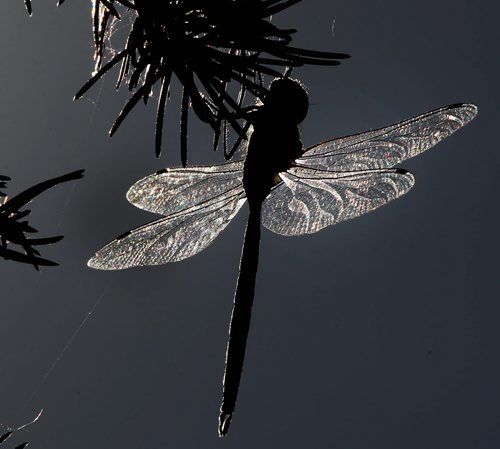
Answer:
xmin=0 ymin=176 xmax=9 ymax=197
xmin=24 ymin=0 xmax=67 ymax=16
xmin=72 ymin=0 xmax=349 ymax=164
xmin=0 ymin=429 xmax=29 ymax=448
xmin=0 ymin=409 xmax=42 ymax=448
xmin=0 ymin=170 xmax=84 ymax=269
xmin=24 ymin=0 xmax=32 ymax=15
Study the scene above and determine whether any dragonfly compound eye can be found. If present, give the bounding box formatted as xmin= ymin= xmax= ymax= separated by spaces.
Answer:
xmin=267 ymin=78 xmax=309 ymax=124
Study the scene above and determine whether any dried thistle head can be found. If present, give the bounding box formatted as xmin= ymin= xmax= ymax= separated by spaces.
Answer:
xmin=75 ymin=0 xmax=349 ymax=164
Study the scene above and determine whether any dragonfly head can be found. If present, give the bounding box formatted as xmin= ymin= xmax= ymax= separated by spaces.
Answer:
xmin=266 ymin=78 xmax=309 ymax=125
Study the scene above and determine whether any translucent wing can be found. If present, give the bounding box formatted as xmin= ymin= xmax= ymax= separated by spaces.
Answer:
xmin=88 ymin=185 xmax=246 ymax=270
xmin=296 ymin=104 xmax=477 ymax=171
xmin=127 ymin=161 xmax=244 ymax=215
xmin=261 ymin=167 xmax=414 ymax=236
xmin=262 ymin=103 xmax=476 ymax=235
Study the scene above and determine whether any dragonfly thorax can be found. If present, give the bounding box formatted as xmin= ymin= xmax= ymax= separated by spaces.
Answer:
xmin=243 ymin=78 xmax=309 ymax=207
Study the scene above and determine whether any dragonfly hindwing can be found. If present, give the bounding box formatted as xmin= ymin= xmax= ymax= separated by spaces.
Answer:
xmin=88 ymin=164 xmax=246 ymax=269
xmin=261 ymin=168 xmax=414 ymax=236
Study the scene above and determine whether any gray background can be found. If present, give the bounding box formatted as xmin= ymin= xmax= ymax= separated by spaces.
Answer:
xmin=0 ymin=1 xmax=498 ymax=448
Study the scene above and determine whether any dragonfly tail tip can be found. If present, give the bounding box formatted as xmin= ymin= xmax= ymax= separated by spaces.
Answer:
xmin=218 ymin=412 xmax=232 ymax=437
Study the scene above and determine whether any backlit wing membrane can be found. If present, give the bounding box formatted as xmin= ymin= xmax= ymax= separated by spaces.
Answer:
xmin=127 ymin=161 xmax=244 ymax=215
xmin=261 ymin=103 xmax=476 ymax=236
xmin=262 ymin=167 xmax=414 ymax=236
xmin=89 ymin=103 xmax=477 ymax=266
xmin=296 ymin=104 xmax=477 ymax=171
xmin=88 ymin=186 xmax=246 ymax=269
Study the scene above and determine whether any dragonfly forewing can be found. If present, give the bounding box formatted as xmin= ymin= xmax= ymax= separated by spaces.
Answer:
xmin=297 ymin=103 xmax=477 ymax=171
xmin=127 ymin=161 xmax=244 ymax=215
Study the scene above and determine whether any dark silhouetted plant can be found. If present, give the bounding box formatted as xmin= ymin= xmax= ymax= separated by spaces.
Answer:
xmin=0 ymin=409 xmax=42 ymax=448
xmin=24 ymin=0 xmax=32 ymax=15
xmin=71 ymin=0 xmax=349 ymax=164
xmin=0 ymin=170 xmax=84 ymax=269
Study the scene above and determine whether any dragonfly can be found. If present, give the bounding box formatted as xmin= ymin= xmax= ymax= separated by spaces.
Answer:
xmin=88 ymin=77 xmax=477 ymax=436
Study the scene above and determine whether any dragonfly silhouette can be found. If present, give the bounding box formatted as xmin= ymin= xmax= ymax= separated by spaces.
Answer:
xmin=88 ymin=78 xmax=477 ymax=435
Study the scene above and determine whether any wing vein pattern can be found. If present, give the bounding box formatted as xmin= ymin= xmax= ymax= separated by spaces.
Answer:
xmin=262 ymin=104 xmax=477 ymax=236
xmin=89 ymin=162 xmax=246 ymax=269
